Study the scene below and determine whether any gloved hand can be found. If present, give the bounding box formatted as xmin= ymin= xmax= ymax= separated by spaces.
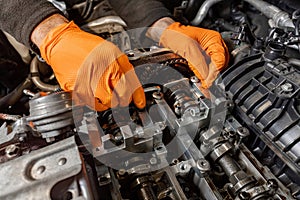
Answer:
xmin=39 ymin=21 xmax=145 ymax=111
xmin=159 ymin=22 xmax=229 ymax=88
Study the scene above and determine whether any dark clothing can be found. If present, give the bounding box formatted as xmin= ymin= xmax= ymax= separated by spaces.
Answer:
xmin=0 ymin=30 xmax=28 ymax=90
xmin=0 ymin=0 xmax=173 ymax=48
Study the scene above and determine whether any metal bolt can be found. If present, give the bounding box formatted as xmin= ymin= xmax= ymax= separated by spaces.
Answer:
xmin=155 ymin=146 xmax=164 ymax=151
xmin=237 ymin=127 xmax=250 ymax=138
xmin=19 ymin=136 xmax=25 ymax=142
xmin=174 ymin=102 xmax=181 ymax=108
xmin=228 ymin=131 xmax=236 ymax=138
xmin=126 ymin=51 xmax=135 ymax=57
xmin=5 ymin=144 xmax=20 ymax=158
xmin=179 ymin=163 xmax=191 ymax=173
xmin=95 ymin=147 xmax=101 ymax=152
xmin=150 ymin=158 xmax=157 ymax=165
xmin=118 ymin=169 xmax=126 ymax=176
xmin=135 ymin=126 xmax=144 ymax=138
xmin=267 ymin=179 xmax=278 ymax=190
xmin=150 ymin=46 xmax=159 ymax=51
xmin=46 ymin=137 xmax=55 ymax=143
xmin=196 ymin=159 xmax=211 ymax=173
xmin=172 ymin=159 xmax=179 ymax=165
xmin=236 ymin=127 xmax=249 ymax=149
xmin=158 ymin=122 xmax=166 ymax=130
xmin=190 ymin=108 xmax=200 ymax=117
xmin=174 ymin=102 xmax=181 ymax=115
xmin=190 ymin=76 xmax=199 ymax=83
xmin=23 ymin=89 xmax=36 ymax=97
xmin=152 ymin=92 xmax=163 ymax=100
xmin=281 ymin=83 xmax=293 ymax=92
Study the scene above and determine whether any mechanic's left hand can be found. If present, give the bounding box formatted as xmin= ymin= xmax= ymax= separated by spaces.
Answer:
xmin=159 ymin=22 xmax=229 ymax=88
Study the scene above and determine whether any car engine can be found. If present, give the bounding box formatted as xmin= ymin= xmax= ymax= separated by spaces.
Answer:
xmin=0 ymin=0 xmax=300 ymax=199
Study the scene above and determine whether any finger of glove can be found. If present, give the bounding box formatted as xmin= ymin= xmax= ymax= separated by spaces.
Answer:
xmin=108 ymin=54 xmax=145 ymax=108
xmin=204 ymin=62 xmax=220 ymax=88
xmin=205 ymin=41 xmax=229 ymax=71
xmin=133 ymin=86 xmax=146 ymax=109
xmin=202 ymin=41 xmax=229 ymax=88
xmin=160 ymin=29 xmax=210 ymax=82
xmin=111 ymin=67 xmax=145 ymax=109
xmin=74 ymin=41 xmax=125 ymax=110
xmin=74 ymin=58 xmax=116 ymax=110
xmin=94 ymin=99 xmax=110 ymax=111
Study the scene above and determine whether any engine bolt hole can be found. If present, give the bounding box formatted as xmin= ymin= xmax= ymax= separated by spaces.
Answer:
xmin=180 ymin=163 xmax=187 ymax=170
xmin=37 ymin=166 xmax=46 ymax=174
xmin=58 ymin=158 xmax=67 ymax=166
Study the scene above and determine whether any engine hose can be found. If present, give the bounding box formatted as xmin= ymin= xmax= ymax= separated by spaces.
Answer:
xmin=243 ymin=0 xmax=294 ymax=28
xmin=30 ymin=56 xmax=60 ymax=92
xmin=190 ymin=0 xmax=223 ymax=26
xmin=0 ymin=76 xmax=32 ymax=112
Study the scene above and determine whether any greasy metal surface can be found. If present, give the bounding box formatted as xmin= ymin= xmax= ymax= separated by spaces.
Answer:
xmin=0 ymin=136 xmax=82 ymax=199
xmin=27 ymin=92 xmax=74 ymax=138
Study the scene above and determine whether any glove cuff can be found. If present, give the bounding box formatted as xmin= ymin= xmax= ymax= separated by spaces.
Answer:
xmin=159 ymin=22 xmax=181 ymax=45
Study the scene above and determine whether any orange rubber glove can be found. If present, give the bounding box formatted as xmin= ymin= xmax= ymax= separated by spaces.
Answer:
xmin=160 ymin=22 xmax=229 ymax=88
xmin=40 ymin=21 xmax=145 ymax=111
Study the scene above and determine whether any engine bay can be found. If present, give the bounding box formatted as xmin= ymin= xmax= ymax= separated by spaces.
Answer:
xmin=0 ymin=0 xmax=300 ymax=199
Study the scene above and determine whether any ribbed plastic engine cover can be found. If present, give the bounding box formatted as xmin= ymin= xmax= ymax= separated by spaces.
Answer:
xmin=218 ymin=54 xmax=300 ymax=176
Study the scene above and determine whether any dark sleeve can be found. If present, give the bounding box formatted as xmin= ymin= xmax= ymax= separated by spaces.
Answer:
xmin=0 ymin=1 xmax=61 ymax=48
xmin=108 ymin=0 xmax=172 ymax=28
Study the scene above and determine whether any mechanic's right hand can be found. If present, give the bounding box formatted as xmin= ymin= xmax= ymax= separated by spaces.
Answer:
xmin=39 ymin=21 xmax=145 ymax=111
xmin=159 ymin=22 xmax=229 ymax=89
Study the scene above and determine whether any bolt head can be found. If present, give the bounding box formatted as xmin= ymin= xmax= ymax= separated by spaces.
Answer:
xmin=150 ymin=158 xmax=157 ymax=165
xmin=191 ymin=76 xmax=199 ymax=83
xmin=281 ymin=83 xmax=293 ymax=92
xmin=196 ymin=159 xmax=210 ymax=172
xmin=152 ymin=92 xmax=163 ymax=100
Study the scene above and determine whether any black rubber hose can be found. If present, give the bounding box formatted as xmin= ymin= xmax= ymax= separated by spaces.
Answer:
xmin=0 ymin=77 xmax=32 ymax=112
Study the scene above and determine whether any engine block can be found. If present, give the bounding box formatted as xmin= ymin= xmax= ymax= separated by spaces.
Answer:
xmin=0 ymin=47 xmax=298 ymax=199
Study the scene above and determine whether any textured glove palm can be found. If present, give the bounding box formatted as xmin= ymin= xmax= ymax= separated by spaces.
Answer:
xmin=160 ymin=22 xmax=229 ymax=88
xmin=40 ymin=22 xmax=145 ymax=111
